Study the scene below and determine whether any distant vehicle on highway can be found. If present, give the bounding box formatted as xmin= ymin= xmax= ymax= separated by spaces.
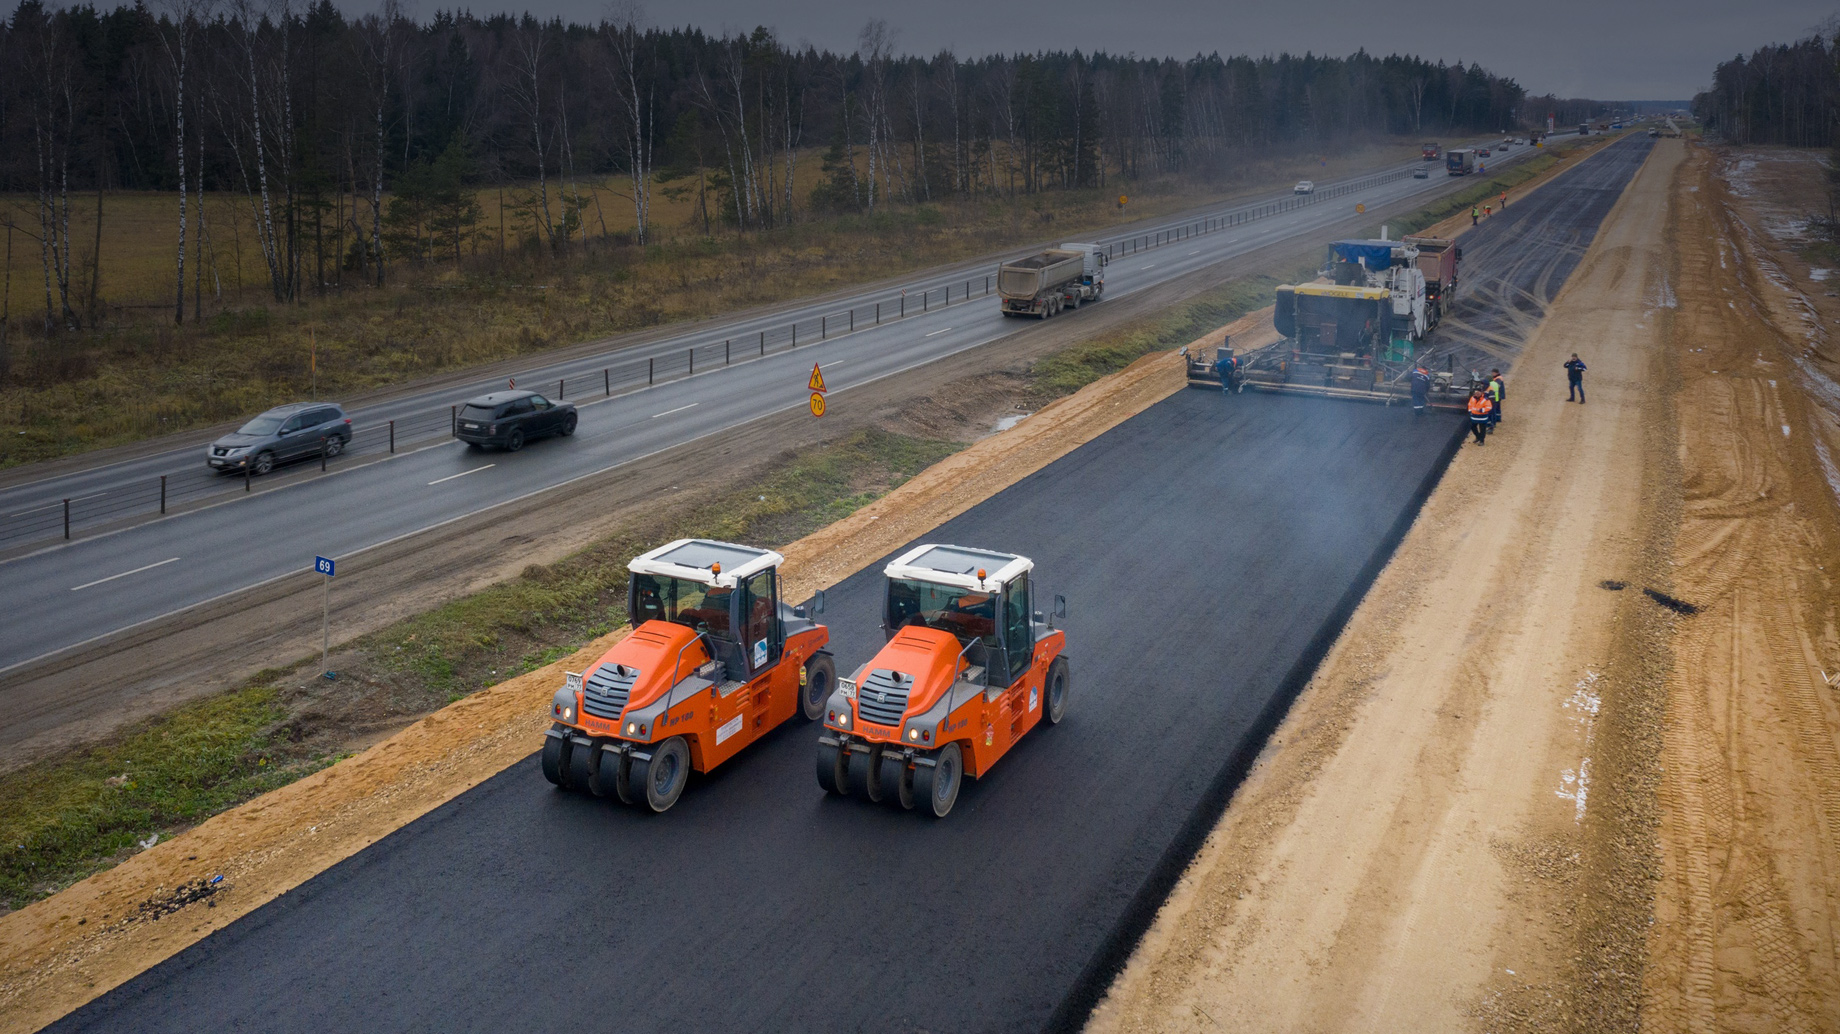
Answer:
xmin=1413 ymin=166 xmax=1430 ymax=178
xmin=454 ymin=390 xmax=577 ymax=451
xmin=1294 ymin=180 xmax=1315 ymax=194
xmin=207 ymin=402 xmax=351 ymax=475
xmin=1477 ymin=147 xmax=1491 ymax=157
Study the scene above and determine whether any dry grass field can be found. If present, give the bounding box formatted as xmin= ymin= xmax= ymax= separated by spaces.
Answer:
xmin=0 ymin=138 xmax=1422 ymax=467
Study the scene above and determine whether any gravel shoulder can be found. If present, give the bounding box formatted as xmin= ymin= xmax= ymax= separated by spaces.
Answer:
xmin=1088 ymin=139 xmax=1684 ymax=1032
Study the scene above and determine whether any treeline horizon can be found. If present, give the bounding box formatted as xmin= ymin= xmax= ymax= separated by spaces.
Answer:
xmin=2 ymin=0 xmax=1540 ymax=333
xmin=1694 ymin=30 xmax=1837 ymax=146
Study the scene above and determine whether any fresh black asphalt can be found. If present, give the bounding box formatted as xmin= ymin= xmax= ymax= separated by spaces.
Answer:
xmin=48 ymin=136 xmax=1653 ymax=1034
xmin=51 ymin=393 xmax=1462 ymax=1034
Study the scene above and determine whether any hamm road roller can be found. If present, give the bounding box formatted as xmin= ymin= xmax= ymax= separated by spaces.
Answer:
xmin=543 ymin=538 xmax=833 ymax=812
xmin=817 ymin=544 xmax=1069 ymax=817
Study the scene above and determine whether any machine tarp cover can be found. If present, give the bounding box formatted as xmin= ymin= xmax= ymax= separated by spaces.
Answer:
xmin=1327 ymin=240 xmax=1398 ymax=268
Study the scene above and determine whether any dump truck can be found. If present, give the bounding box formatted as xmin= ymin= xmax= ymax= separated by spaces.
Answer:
xmin=997 ymin=243 xmax=1106 ymax=317
xmin=816 ymin=543 xmax=1069 ymax=818
xmin=1403 ymin=234 xmax=1459 ymax=326
xmin=1185 ymin=233 xmax=1478 ymax=409
xmin=1446 ymin=149 xmax=1475 ymax=175
xmin=543 ymin=538 xmax=833 ymax=812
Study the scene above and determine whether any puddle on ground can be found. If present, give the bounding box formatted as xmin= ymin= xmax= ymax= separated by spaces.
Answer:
xmin=993 ymin=413 xmax=1030 ymax=433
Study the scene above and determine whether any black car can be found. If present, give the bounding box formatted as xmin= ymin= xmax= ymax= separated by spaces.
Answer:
xmin=454 ymin=390 xmax=577 ymax=451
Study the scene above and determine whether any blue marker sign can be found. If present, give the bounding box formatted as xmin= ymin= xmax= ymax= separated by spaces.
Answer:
xmin=315 ymin=555 xmax=335 ymax=578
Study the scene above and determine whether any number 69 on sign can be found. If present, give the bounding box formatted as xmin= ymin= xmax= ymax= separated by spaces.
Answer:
xmin=315 ymin=555 xmax=335 ymax=577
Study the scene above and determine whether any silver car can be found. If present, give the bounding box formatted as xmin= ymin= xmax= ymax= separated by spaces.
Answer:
xmin=207 ymin=402 xmax=352 ymax=475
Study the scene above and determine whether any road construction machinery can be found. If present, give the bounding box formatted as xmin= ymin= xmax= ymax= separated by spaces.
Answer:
xmin=997 ymin=243 xmax=1106 ymax=317
xmin=543 ymin=539 xmax=833 ymax=813
xmin=816 ymin=544 xmax=1069 ymax=818
xmin=1185 ymin=234 xmax=1479 ymax=409
xmin=1446 ymin=149 xmax=1476 ymax=175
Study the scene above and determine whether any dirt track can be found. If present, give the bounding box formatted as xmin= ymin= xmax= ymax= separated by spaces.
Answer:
xmin=1640 ymin=146 xmax=1840 ymax=1031
xmin=1091 ymin=139 xmax=1685 ymax=1031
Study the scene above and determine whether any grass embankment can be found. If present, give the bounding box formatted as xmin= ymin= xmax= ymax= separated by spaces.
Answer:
xmin=0 ymin=156 xmax=1448 ymax=912
xmin=0 ymin=139 xmax=1424 ymax=467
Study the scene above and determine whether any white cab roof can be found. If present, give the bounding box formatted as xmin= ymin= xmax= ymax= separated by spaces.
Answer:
xmin=629 ymin=538 xmax=782 ymax=588
xmin=883 ymin=543 xmax=1033 ymax=591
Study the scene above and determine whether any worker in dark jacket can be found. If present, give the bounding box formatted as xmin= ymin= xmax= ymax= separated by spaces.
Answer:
xmin=1466 ymin=388 xmax=1493 ymax=444
xmin=1409 ymin=364 xmax=1431 ymax=415
xmin=1214 ymin=352 xmax=1240 ymax=394
xmin=1487 ymin=369 xmax=1505 ymax=426
xmin=1565 ymin=353 xmax=1587 ymax=402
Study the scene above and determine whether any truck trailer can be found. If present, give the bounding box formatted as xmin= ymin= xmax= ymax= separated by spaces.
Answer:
xmin=1446 ymin=149 xmax=1475 ymax=176
xmin=997 ymin=243 xmax=1106 ymax=317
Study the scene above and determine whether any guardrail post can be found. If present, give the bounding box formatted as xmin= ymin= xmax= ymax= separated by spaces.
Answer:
xmin=320 ymin=436 xmax=328 ymax=472
xmin=760 ymin=330 xmax=765 ymax=354
xmin=649 ymin=357 xmax=654 ymax=384
xmin=822 ymin=315 xmax=827 ymax=339
xmin=64 ymin=499 xmax=70 ymax=539
xmin=876 ymin=302 xmax=881 ymax=324
xmin=901 ymin=295 xmax=905 ymax=318
xmin=559 ymin=378 xmax=564 ymax=400
xmin=689 ymin=348 xmax=694 ymax=375
xmin=389 ymin=420 xmax=395 ymax=453
xmin=605 ymin=368 xmax=611 ymax=396
xmin=849 ymin=310 xmax=854 ymax=332
xmin=791 ymin=324 xmax=796 ymax=347
xmin=245 ymin=460 xmax=252 ymax=492
xmin=726 ymin=339 xmax=731 ymax=365
xmin=160 ymin=475 xmax=167 ymax=514
xmin=924 ymin=291 xmax=929 ymax=312
xmin=451 ymin=404 xmax=456 ymax=436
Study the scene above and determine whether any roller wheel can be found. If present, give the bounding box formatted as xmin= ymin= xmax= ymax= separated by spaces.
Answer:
xmin=816 ymin=740 xmax=848 ymax=795
xmin=631 ymin=735 xmax=690 ymax=813
xmin=541 ymin=733 xmax=570 ymax=787
xmin=594 ymin=745 xmax=631 ymax=800
xmin=565 ymin=738 xmax=596 ymax=790
xmin=913 ymin=742 xmax=963 ymax=818
xmin=880 ymin=752 xmax=915 ymax=810
xmin=801 ymin=654 xmax=835 ymax=722
xmin=504 ymin=428 xmax=525 ymax=452
xmin=848 ymin=743 xmax=886 ymax=803
xmin=1045 ymin=656 xmax=1071 ymax=725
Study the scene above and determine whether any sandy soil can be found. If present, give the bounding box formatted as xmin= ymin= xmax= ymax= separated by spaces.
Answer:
xmin=1639 ymin=146 xmax=1840 ymax=1032
xmin=1088 ymin=140 xmax=1686 ymax=1032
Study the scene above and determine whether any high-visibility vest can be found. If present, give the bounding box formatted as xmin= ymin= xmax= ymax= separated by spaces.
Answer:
xmin=1488 ymin=379 xmax=1503 ymax=401
xmin=1468 ymin=395 xmax=1492 ymax=417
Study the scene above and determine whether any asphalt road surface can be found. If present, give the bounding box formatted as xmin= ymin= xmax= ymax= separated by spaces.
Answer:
xmin=0 ymin=134 xmax=1557 ymax=675
xmin=47 ymin=134 xmax=1648 ymax=1034
xmin=50 ymin=391 xmax=1468 ymax=1034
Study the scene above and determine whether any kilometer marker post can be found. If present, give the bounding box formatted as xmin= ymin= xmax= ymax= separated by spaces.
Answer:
xmin=315 ymin=555 xmax=336 ymax=680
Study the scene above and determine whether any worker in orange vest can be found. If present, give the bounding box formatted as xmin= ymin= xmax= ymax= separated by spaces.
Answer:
xmin=1500 ymin=190 xmax=1508 ymax=209
xmin=1467 ymin=387 xmax=1493 ymax=444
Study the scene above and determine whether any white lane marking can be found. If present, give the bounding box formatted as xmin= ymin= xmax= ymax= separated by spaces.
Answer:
xmin=1189 ymin=250 xmax=1201 ymax=255
xmin=652 ymin=403 xmax=699 ymax=419
xmin=822 ymin=360 xmax=849 ymax=368
xmin=924 ymin=327 xmax=954 ymax=338
xmin=72 ymin=556 xmax=180 ymax=591
xmin=1141 ymin=264 xmax=1156 ymax=270
xmin=429 ymin=464 xmax=496 ymax=485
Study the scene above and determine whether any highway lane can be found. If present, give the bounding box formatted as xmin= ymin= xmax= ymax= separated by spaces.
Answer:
xmin=45 ymin=132 xmax=1645 ymax=1034
xmin=49 ymin=391 xmax=1471 ymax=1034
xmin=0 ymin=136 xmax=1561 ymax=673
xmin=0 ymin=132 xmax=1552 ymax=524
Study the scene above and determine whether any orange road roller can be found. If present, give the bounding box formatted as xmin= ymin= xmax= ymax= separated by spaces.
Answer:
xmin=544 ymin=538 xmax=833 ymax=812
xmin=817 ymin=543 xmax=1069 ymax=817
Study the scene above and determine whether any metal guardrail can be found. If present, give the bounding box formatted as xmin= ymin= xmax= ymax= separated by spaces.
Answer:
xmin=0 ymin=163 xmax=1426 ymax=552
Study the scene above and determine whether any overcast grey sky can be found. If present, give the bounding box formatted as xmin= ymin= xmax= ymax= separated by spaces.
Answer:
xmin=476 ymin=0 xmax=1834 ymax=99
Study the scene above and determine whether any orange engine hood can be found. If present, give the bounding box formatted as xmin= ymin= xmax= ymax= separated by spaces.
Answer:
xmin=586 ymin=620 xmax=710 ymax=712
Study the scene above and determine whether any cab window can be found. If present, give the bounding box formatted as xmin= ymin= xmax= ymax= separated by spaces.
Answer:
xmin=629 ymin=574 xmax=733 ymax=639
xmin=739 ymin=570 xmax=780 ymax=670
xmin=886 ymin=578 xmax=997 ymax=645
xmin=1002 ymin=573 xmax=1031 ymax=684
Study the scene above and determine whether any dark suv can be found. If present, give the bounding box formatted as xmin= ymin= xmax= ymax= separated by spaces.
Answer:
xmin=207 ymin=402 xmax=352 ymax=475
xmin=454 ymin=390 xmax=577 ymax=451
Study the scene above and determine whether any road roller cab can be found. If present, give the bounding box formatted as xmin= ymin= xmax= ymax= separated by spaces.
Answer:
xmin=817 ymin=544 xmax=1069 ymax=817
xmin=543 ymin=539 xmax=833 ymax=812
